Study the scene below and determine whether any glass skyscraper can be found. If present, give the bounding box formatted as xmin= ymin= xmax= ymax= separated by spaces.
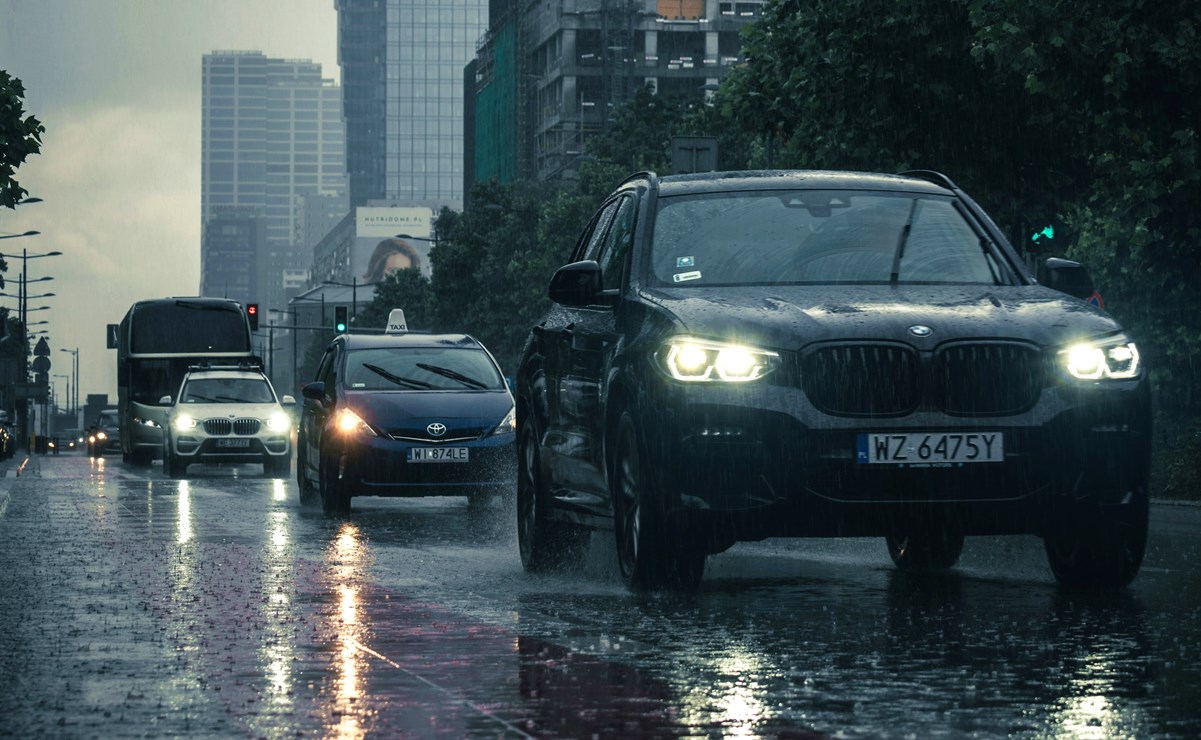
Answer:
xmin=336 ymin=0 xmax=488 ymax=211
xmin=201 ymin=51 xmax=347 ymax=314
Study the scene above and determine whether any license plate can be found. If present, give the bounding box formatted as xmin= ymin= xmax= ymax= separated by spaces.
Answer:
xmin=857 ymin=432 xmax=1003 ymax=465
xmin=408 ymin=447 xmax=469 ymax=463
xmin=216 ymin=438 xmax=251 ymax=449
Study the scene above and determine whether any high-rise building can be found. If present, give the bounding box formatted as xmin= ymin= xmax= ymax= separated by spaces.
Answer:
xmin=335 ymin=0 xmax=489 ymax=212
xmin=201 ymin=51 xmax=348 ymax=315
xmin=468 ymin=0 xmax=765 ymax=185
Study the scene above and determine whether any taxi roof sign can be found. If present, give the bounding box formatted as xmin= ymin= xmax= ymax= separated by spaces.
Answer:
xmin=385 ymin=309 xmax=408 ymax=334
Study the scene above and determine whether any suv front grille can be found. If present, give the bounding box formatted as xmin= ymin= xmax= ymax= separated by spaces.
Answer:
xmin=801 ymin=344 xmax=920 ymax=416
xmin=800 ymin=342 xmax=1045 ymax=417
xmin=202 ymin=418 xmax=262 ymax=435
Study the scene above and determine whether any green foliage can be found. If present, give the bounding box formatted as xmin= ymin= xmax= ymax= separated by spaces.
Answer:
xmin=0 ymin=71 xmax=44 ymax=209
xmin=355 ymin=267 xmax=434 ymax=332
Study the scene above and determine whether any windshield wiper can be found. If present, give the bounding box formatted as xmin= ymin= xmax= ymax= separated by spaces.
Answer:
xmin=362 ymin=363 xmax=434 ymax=389
xmin=890 ymin=198 xmax=921 ymax=284
xmin=416 ymin=362 xmax=489 ymax=389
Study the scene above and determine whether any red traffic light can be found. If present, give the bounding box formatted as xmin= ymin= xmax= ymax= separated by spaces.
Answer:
xmin=247 ymin=303 xmax=259 ymax=330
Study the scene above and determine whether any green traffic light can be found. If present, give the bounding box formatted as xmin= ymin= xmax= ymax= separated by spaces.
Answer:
xmin=1031 ymin=224 xmax=1055 ymax=243
xmin=335 ymin=322 xmax=347 ymax=332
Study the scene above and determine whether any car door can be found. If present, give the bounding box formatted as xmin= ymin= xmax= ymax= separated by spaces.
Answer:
xmin=547 ymin=193 xmax=639 ymax=513
xmin=538 ymin=199 xmax=620 ymax=508
xmin=301 ymin=346 xmax=337 ymax=482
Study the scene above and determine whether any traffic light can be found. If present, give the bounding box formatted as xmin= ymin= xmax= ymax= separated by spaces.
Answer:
xmin=335 ymin=305 xmax=348 ymax=333
xmin=246 ymin=303 xmax=259 ymax=331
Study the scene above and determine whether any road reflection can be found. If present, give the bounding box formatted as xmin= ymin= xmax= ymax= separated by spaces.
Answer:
xmin=325 ymin=522 xmax=373 ymax=739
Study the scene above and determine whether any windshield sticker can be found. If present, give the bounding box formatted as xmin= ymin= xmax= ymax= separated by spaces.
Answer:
xmin=673 ymin=270 xmax=702 ymax=283
xmin=676 ymin=256 xmax=695 ymax=268
xmin=351 ymin=382 xmax=366 ymax=388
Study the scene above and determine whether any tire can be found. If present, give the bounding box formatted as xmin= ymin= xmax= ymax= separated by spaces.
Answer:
xmin=516 ymin=423 xmax=588 ymax=572
xmin=1044 ymin=490 xmax=1148 ymax=588
xmin=263 ymin=454 xmax=290 ymax=478
xmin=163 ymin=442 xmax=186 ymax=479
xmin=612 ymin=411 xmax=705 ymax=592
xmin=319 ymin=448 xmax=351 ymax=516
xmin=885 ymin=530 xmax=965 ymax=570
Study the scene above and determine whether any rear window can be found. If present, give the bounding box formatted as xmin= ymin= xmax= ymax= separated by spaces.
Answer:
xmin=344 ymin=347 xmax=505 ymax=391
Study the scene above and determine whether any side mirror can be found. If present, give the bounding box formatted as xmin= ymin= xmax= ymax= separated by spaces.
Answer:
xmin=1039 ymin=257 xmax=1096 ymax=301
xmin=281 ymin=394 xmax=296 ymax=406
xmin=158 ymin=395 xmax=172 ymax=405
xmin=301 ymin=382 xmax=326 ymax=402
xmin=548 ymin=260 xmax=611 ymax=307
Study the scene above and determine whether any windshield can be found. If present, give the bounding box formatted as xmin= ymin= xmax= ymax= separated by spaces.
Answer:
xmin=180 ymin=377 xmax=276 ymax=404
xmin=651 ymin=190 xmax=1003 ymax=286
xmin=130 ymin=301 xmax=252 ymax=354
xmin=344 ymin=347 xmax=505 ymax=391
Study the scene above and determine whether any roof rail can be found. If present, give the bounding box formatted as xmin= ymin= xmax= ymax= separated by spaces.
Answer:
xmin=186 ymin=359 xmax=264 ymax=373
xmin=898 ymin=169 xmax=958 ymax=190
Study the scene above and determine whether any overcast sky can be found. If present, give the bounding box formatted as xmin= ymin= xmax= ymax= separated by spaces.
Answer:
xmin=1 ymin=0 xmax=339 ymax=407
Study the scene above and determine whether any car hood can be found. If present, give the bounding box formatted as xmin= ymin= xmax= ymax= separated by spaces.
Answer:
xmin=345 ymin=390 xmax=514 ymax=436
xmin=642 ymin=284 xmax=1124 ymax=350
xmin=172 ymin=402 xmax=284 ymax=419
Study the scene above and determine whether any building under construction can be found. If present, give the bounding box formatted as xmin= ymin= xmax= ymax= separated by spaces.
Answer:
xmin=466 ymin=0 xmax=766 ymax=189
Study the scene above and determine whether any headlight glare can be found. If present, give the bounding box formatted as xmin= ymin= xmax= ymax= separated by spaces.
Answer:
xmin=662 ymin=338 xmax=779 ymax=383
xmin=335 ymin=408 xmax=376 ymax=436
xmin=266 ymin=412 xmax=291 ymax=432
xmin=1062 ymin=336 xmax=1140 ymax=380
xmin=173 ymin=415 xmax=196 ymax=432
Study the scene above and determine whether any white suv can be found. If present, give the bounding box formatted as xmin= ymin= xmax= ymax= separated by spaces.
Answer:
xmin=161 ymin=365 xmax=294 ymax=478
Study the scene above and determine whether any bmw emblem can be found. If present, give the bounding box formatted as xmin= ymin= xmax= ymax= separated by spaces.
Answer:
xmin=908 ymin=325 xmax=933 ymax=337
xmin=427 ymin=422 xmax=447 ymax=437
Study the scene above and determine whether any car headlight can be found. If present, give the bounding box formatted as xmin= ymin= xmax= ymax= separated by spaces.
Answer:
xmin=96 ymin=431 xmax=108 ymax=441
xmin=490 ymin=406 xmax=517 ymax=436
xmin=133 ymin=416 xmax=161 ymax=428
xmin=1060 ymin=334 xmax=1141 ymax=380
xmin=659 ymin=337 xmax=780 ymax=383
xmin=173 ymin=415 xmax=197 ymax=432
xmin=335 ymin=408 xmax=377 ymax=437
xmin=266 ymin=412 xmax=292 ymax=432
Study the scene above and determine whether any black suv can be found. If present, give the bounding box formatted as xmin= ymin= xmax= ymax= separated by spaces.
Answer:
xmin=514 ymin=170 xmax=1150 ymax=591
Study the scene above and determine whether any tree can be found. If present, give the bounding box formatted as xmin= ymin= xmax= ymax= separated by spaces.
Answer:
xmin=1 ymin=71 xmax=44 ymax=209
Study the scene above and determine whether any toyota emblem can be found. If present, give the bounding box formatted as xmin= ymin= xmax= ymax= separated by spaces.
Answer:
xmin=427 ymin=422 xmax=447 ymax=437
xmin=908 ymin=325 xmax=933 ymax=337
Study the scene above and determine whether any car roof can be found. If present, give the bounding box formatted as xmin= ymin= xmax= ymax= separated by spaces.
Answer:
xmin=334 ymin=332 xmax=485 ymax=351
xmin=183 ymin=369 xmax=270 ymax=381
xmin=652 ymin=169 xmax=953 ymax=197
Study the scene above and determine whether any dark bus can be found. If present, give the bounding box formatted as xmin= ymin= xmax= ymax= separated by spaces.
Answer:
xmin=107 ymin=297 xmax=255 ymax=464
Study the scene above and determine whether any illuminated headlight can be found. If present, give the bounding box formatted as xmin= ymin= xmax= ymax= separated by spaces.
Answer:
xmin=335 ymin=408 xmax=377 ymax=436
xmin=490 ymin=406 xmax=517 ymax=436
xmin=266 ymin=412 xmax=292 ymax=432
xmin=96 ymin=431 xmax=108 ymax=441
xmin=659 ymin=338 xmax=780 ymax=383
xmin=1061 ymin=335 xmax=1141 ymax=380
xmin=173 ymin=415 xmax=197 ymax=432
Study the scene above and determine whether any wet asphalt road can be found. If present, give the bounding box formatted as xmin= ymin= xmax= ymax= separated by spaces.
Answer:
xmin=1 ymin=452 xmax=1200 ymax=738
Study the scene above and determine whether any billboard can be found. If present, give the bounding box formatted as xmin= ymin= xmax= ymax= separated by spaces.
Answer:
xmin=353 ymin=207 xmax=435 ymax=281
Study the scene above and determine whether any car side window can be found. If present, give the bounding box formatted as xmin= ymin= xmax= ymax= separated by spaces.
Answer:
xmin=594 ymin=195 xmax=637 ymax=291
xmin=316 ymin=349 xmax=337 ymax=399
xmin=573 ymin=200 xmax=620 ymax=263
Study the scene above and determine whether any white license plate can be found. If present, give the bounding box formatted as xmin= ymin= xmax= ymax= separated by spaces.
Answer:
xmin=408 ymin=447 xmax=469 ymax=463
xmin=857 ymin=432 xmax=1003 ymax=465
xmin=216 ymin=438 xmax=251 ymax=449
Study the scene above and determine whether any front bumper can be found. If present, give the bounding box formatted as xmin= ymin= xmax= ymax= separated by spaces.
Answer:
xmin=640 ymin=375 xmax=1151 ymax=539
xmin=170 ymin=432 xmax=291 ymax=463
xmin=332 ymin=430 xmax=517 ymax=497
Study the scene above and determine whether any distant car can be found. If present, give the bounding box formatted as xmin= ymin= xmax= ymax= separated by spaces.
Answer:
xmin=160 ymin=364 xmax=294 ymax=478
xmin=88 ymin=409 xmax=121 ymax=457
xmin=515 ymin=169 xmax=1151 ymax=591
xmin=57 ymin=428 xmax=85 ymax=453
xmin=298 ymin=316 xmax=517 ymax=515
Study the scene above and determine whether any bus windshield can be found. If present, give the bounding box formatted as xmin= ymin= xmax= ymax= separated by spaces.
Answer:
xmin=130 ymin=300 xmax=251 ymax=354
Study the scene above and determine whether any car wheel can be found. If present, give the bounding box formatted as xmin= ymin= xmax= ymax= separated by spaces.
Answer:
xmin=319 ymin=448 xmax=351 ymax=516
xmin=612 ymin=411 xmax=705 ymax=592
xmin=264 ymin=454 xmax=290 ymax=478
xmin=163 ymin=442 xmax=186 ymax=479
xmin=1044 ymin=490 xmax=1148 ymax=588
xmin=885 ymin=530 xmax=965 ymax=570
xmin=517 ymin=423 xmax=588 ymax=572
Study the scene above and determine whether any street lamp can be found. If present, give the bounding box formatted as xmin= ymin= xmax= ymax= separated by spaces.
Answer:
xmin=0 ymin=230 xmax=41 ymax=240
xmin=60 ymin=347 xmax=79 ymax=419
xmin=0 ymin=246 xmax=63 ymax=450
